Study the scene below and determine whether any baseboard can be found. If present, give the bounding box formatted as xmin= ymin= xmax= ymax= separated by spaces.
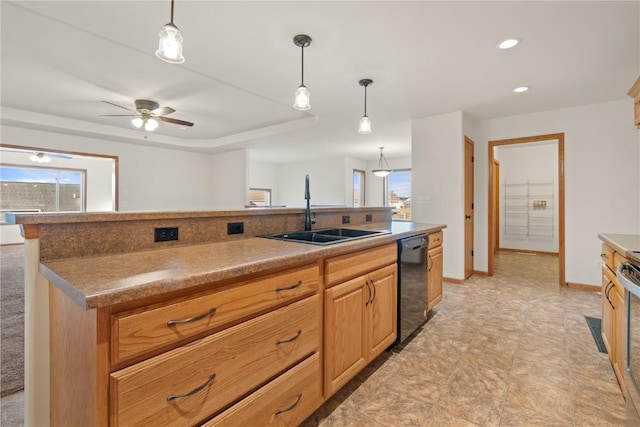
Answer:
xmin=498 ymin=248 xmax=558 ymax=256
xmin=443 ymin=277 xmax=465 ymax=284
xmin=566 ymin=282 xmax=600 ymax=292
xmin=473 ymin=270 xmax=489 ymax=276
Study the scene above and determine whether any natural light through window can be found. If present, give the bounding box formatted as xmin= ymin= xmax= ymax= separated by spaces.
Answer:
xmin=386 ymin=169 xmax=411 ymax=220
xmin=353 ymin=169 xmax=366 ymax=207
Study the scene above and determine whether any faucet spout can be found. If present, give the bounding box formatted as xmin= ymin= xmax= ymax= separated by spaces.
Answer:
xmin=304 ymin=174 xmax=312 ymax=231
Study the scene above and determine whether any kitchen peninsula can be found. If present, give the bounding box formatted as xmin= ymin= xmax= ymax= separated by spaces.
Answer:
xmin=9 ymin=207 xmax=445 ymax=426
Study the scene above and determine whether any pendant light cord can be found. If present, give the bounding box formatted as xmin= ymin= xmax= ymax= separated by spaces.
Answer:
xmin=170 ymin=0 xmax=175 ymax=24
xmin=364 ymin=85 xmax=368 ymax=116
xmin=301 ymin=45 xmax=305 ymax=86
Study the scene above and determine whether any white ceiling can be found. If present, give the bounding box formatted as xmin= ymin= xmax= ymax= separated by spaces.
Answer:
xmin=1 ymin=1 xmax=638 ymax=164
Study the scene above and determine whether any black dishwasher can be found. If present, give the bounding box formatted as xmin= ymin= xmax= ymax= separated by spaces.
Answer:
xmin=396 ymin=234 xmax=429 ymax=345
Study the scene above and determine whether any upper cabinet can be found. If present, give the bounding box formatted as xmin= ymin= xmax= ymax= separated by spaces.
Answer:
xmin=628 ymin=75 xmax=640 ymax=128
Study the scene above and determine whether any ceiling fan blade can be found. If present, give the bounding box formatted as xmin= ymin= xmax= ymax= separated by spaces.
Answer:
xmin=50 ymin=153 xmax=73 ymax=159
xmin=100 ymin=114 xmax=136 ymax=117
xmin=159 ymin=116 xmax=194 ymax=127
xmin=101 ymin=100 xmax=134 ymax=112
xmin=152 ymin=106 xmax=175 ymax=116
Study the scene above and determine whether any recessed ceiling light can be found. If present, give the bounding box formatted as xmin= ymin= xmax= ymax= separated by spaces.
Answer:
xmin=513 ymin=86 xmax=530 ymax=93
xmin=498 ymin=38 xmax=520 ymax=49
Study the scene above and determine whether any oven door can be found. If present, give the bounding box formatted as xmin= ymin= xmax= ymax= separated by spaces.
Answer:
xmin=617 ymin=262 xmax=640 ymax=424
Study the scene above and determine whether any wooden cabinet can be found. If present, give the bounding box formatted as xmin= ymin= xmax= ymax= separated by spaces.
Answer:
xmin=628 ymin=75 xmax=640 ymax=128
xmin=427 ymin=239 xmax=444 ymax=311
xmin=323 ymin=246 xmax=397 ymax=397
xmin=600 ymin=242 xmax=627 ymax=395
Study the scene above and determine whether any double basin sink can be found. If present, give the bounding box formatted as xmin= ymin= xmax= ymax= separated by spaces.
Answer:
xmin=260 ymin=227 xmax=389 ymax=245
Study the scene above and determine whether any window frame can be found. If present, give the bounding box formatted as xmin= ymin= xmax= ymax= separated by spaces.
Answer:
xmin=248 ymin=187 xmax=272 ymax=207
xmin=353 ymin=169 xmax=366 ymax=207
xmin=383 ymin=168 xmax=412 ymax=221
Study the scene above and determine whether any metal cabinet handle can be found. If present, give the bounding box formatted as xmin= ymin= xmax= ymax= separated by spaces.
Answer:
xmin=167 ymin=373 xmax=216 ymax=401
xmin=167 ymin=307 xmax=217 ymax=326
xmin=370 ymin=278 xmax=377 ymax=303
xmin=275 ymin=393 xmax=302 ymax=416
xmin=605 ymin=281 xmax=614 ymax=307
xmin=275 ymin=280 xmax=302 ymax=292
xmin=600 ymin=253 xmax=608 ymax=259
xmin=276 ymin=330 xmax=302 ymax=345
xmin=365 ymin=279 xmax=372 ymax=306
xmin=428 ymin=254 xmax=433 ymax=272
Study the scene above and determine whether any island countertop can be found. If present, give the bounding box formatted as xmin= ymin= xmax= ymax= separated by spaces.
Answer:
xmin=41 ymin=221 xmax=446 ymax=310
xmin=598 ymin=233 xmax=640 ymax=255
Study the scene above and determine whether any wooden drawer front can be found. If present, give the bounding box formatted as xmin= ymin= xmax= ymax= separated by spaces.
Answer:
xmin=203 ymin=353 xmax=321 ymax=427
xmin=614 ymin=252 xmax=629 ymax=270
xmin=601 ymin=244 xmax=615 ymax=272
xmin=112 ymin=264 xmax=318 ymax=365
xmin=110 ymin=295 xmax=319 ymax=427
xmin=428 ymin=231 xmax=443 ymax=249
xmin=325 ymin=243 xmax=397 ymax=287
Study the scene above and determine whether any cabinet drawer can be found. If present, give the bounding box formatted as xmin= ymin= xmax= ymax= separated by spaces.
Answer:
xmin=110 ymin=295 xmax=320 ymax=427
xmin=601 ymin=244 xmax=615 ymax=272
xmin=203 ymin=353 xmax=321 ymax=427
xmin=111 ymin=264 xmax=318 ymax=365
xmin=428 ymin=231 xmax=443 ymax=249
xmin=325 ymin=243 xmax=396 ymax=287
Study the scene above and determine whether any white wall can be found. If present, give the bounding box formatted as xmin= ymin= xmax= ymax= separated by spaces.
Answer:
xmin=211 ymin=150 xmax=248 ymax=209
xmin=475 ymin=99 xmax=639 ymax=286
xmin=497 ymin=142 xmax=559 ymax=252
xmin=248 ymin=158 xmax=279 ymax=205
xmin=412 ymin=111 xmax=465 ymax=280
xmin=276 ymin=157 xmax=349 ymax=207
xmin=1 ymin=126 xmax=216 ymax=211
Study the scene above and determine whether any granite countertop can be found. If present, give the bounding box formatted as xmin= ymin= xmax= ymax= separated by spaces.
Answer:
xmin=41 ymin=222 xmax=445 ymax=310
xmin=598 ymin=233 xmax=640 ymax=255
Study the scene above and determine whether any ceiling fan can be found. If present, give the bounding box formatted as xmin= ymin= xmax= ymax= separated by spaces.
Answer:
xmin=101 ymin=99 xmax=194 ymax=131
xmin=1 ymin=148 xmax=73 ymax=163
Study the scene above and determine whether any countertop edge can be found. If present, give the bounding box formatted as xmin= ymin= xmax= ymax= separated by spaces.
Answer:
xmin=40 ymin=223 xmax=446 ymax=309
xmin=598 ymin=233 xmax=640 ymax=255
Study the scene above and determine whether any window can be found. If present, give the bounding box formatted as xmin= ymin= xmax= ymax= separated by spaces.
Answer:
xmin=248 ymin=188 xmax=271 ymax=206
xmin=0 ymin=165 xmax=85 ymax=213
xmin=353 ymin=169 xmax=366 ymax=207
xmin=385 ymin=169 xmax=411 ymax=220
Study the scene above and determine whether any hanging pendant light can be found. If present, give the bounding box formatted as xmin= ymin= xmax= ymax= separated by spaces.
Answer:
xmin=293 ymin=34 xmax=312 ymax=110
xmin=372 ymin=147 xmax=392 ymax=178
xmin=358 ymin=79 xmax=373 ymax=134
xmin=156 ymin=0 xmax=185 ymax=64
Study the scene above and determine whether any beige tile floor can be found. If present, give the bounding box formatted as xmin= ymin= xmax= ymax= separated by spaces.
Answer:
xmin=0 ymin=252 xmax=626 ymax=426
xmin=302 ymin=252 xmax=626 ymax=427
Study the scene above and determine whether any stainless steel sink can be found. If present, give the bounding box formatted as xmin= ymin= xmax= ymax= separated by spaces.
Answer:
xmin=260 ymin=228 xmax=389 ymax=245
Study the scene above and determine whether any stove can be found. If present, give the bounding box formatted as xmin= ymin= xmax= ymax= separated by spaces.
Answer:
xmin=619 ymin=250 xmax=640 ymax=424
xmin=626 ymin=250 xmax=640 ymax=267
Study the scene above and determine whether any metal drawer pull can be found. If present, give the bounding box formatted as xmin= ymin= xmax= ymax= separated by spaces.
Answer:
xmin=167 ymin=373 xmax=216 ymax=401
xmin=370 ymin=278 xmax=377 ymax=302
xmin=365 ymin=280 xmax=372 ymax=306
xmin=167 ymin=307 xmax=217 ymax=326
xmin=276 ymin=330 xmax=302 ymax=345
xmin=275 ymin=280 xmax=302 ymax=292
xmin=275 ymin=393 xmax=302 ymax=415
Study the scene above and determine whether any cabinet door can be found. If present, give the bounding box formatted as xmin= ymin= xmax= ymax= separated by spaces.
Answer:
xmin=601 ymin=270 xmax=614 ymax=357
xmin=427 ymin=245 xmax=443 ymax=310
xmin=612 ymin=285 xmax=627 ymax=394
xmin=324 ymin=276 xmax=368 ymax=397
xmin=367 ymin=263 xmax=398 ymax=358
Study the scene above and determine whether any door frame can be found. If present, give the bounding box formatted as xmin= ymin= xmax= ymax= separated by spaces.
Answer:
xmin=464 ymin=136 xmax=474 ymax=279
xmin=487 ymin=133 xmax=565 ymax=287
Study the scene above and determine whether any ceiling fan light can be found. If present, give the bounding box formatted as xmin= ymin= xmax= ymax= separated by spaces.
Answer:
xmin=29 ymin=153 xmax=51 ymax=163
xmin=358 ymin=115 xmax=371 ymax=134
xmin=131 ymin=117 xmax=144 ymax=128
xmin=294 ymin=85 xmax=311 ymax=110
xmin=145 ymin=118 xmax=159 ymax=131
xmin=156 ymin=23 xmax=185 ymax=64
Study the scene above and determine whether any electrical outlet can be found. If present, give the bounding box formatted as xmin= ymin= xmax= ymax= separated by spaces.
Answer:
xmin=365 ymin=214 xmax=373 ymax=222
xmin=154 ymin=227 xmax=178 ymax=242
xmin=342 ymin=215 xmax=350 ymax=224
xmin=227 ymin=222 xmax=244 ymax=235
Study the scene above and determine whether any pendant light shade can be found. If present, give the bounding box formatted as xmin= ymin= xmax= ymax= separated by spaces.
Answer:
xmin=372 ymin=147 xmax=392 ymax=177
xmin=358 ymin=79 xmax=373 ymax=134
xmin=145 ymin=118 xmax=159 ymax=131
xmin=131 ymin=116 xmax=159 ymax=131
xmin=131 ymin=117 xmax=144 ymax=128
xmin=156 ymin=0 xmax=185 ymax=64
xmin=293 ymin=34 xmax=312 ymax=110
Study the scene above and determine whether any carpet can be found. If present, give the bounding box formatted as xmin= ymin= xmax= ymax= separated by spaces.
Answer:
xmin=1 ymin=245 xmax=24 ymax=396
xmin=585 ymin=316 xmax=608 ymax=354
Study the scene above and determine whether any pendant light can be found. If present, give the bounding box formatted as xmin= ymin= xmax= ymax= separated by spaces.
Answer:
xmin=358 ymin=79 xmax=373 ymax=134
xmin=156 ymin=0 xmax=185 ymax=64
xmin=372 ymin=147 xmax=392 ymax=178
xmin=293 ymin=34 xmax=312 ymax=110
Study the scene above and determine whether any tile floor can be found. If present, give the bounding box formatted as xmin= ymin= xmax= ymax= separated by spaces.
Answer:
xmin=0 ymin=252 xmax=626 ymax=426
xmin=302 ymin=252 xmax=626 ymax=426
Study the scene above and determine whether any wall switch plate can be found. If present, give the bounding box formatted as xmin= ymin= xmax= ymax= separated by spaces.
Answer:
xmin=342 ymin=215 xmax=350 ymax=224
xmin=365 ymin=214 xmax=373 ymax=222
xmin=155 ymin=227 xmax=178 ymax=242
xmin=227 ymin=222 xmax=244 ymax=235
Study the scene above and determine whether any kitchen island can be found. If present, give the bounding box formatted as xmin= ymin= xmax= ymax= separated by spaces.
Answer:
xmin=9 ymin=208 xmax=445 ymax=426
